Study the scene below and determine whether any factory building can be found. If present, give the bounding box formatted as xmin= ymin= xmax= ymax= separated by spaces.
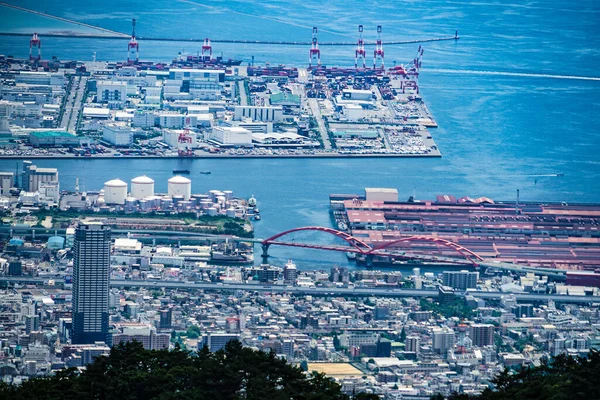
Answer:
xmin=209 ymin=126 xmax=252 ymax=146
xmin=22 ymin=163 xmax=58 ymax=192
xmin=364 ymin=188 xmax=399 ymax=202
xmin=29 ymin=131 xmax=80 ymax=147
xmin=234 ymin=106 xmax=283 ymax=122
xmin=102 ymin=125 xmax=134 ymax=147
xmin=103 ymin=179 xmax=128 ymax=205
xmin=96 ymin=81 xmax=127 ymax=106
xmin=0 ymin=172 xmax=14 ymax=196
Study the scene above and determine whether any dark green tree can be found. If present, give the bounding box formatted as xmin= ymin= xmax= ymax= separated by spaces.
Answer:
xmin=1 ymin=340 xmax=379 ymax=400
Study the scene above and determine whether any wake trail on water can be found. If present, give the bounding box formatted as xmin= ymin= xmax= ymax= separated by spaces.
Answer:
xmin=427 ymin=68 xmax=600 ymax=82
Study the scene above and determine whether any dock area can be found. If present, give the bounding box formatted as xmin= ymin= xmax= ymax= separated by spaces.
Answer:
xmin=330 ymin=189 xmax=600 ymax=271
xmin=0 ymin=25 xmax=442 ymax=159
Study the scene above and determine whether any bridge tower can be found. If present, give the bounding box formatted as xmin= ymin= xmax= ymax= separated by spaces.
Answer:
xmin=373 ymin=25 xmax=384 ymax=69
xmin=29 ymin=33 xmax=41 ymax=61
xmin=127 ymin=19 xmax=139 ymax=64
xmin=201 ymin=38 xmax=212 ymax=61
xmin=355 ymin=25 xmax=366 ymax=69
xmin=309 ymin=27 xmax=321 ymax=68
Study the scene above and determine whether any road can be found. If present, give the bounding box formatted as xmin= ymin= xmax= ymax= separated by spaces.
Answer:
xmin=308 ymin=98 xmax=332 ymax=150
xmin=2 ymin=277 xmax=597 ymax=303
xmin=59 ymin=75 xmax=88 ymax=133
xmin=238 ymin=80 xmax=248 ymax=106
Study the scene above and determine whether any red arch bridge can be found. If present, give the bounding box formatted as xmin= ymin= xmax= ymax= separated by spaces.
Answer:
xmin=260 ymin=226 xmax=484 ymax=267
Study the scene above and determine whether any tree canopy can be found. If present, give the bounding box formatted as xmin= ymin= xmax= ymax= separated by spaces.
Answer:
xmin=0 ymin=340 xmax=379 ymax=400
xmin=435 ymin=349 xmax=600 ymax=400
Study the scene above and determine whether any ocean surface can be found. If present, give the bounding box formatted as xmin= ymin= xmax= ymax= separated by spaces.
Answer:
xmin=0 ymin=0 xmax=599 ymax=270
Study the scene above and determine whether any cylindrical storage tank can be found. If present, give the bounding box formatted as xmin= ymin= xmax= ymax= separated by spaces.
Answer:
xmin=226 ymin=208 xmax=236 ymax=218
xmin=223 ymin=190 xmax=233 ymax=200
xmin=172 ymin=195 xmax=184 ymax=205
xmin=208 ymin=190 xmax=220 ymax=201
xmin=207 ymin=207 xmax=218 ymax=216
xmin=168 ymin=175 xmax=192 ymax=200
xmin=131 ymin=175 xmax=155 ymax=199
xmin=103 ymin=179 xmax=128 ymax=205
xmin=139 ymin=199 xmax=149 ymax=210
xmin=125 ymin=197 xmax=138 ymax=209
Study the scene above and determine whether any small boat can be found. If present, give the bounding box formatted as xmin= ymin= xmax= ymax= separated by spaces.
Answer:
xmin=200 ymin=171 xmax=211 ymax=175
xmin=173 ymin=169 xmax=190 ymax=174
xmin=255 ymin=215 xmax=261 ymax=221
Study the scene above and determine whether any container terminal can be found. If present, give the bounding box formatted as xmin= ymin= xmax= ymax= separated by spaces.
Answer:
xmin=330 ymin=188 xmax=600 ymax=272
xmin=0 ymin=24 xmax=441 ymax=159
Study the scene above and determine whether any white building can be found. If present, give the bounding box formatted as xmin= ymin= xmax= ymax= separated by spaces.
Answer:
xmin=162 ymin=129 xmax=197 ymax=149
xmin=234 ymin=106 xmax=283 ymax=122
xmin=157 ymin=113 xmax=185 ymax=129
xmin=38 ymin=181 xmax=60 ymax=204
xmin=343 ymin=104 xmax=364 ymax=121
xmin=132 ymin=111 xmax=156 ymax=129
xmin=342 ymin=89 xmax=373 ymax=101
xmin=209 ymin=126 xmax=252 ymax=146
xmin=0 ymin=172 xmax=13 ymax=196
xmin=102 ymin=124 xmax=134 ymax=147
xmin=96 ymin=81 xmax=127 ymax=105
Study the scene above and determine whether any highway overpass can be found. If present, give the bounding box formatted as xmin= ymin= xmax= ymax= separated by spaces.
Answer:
xmin=2 ymin=277 xmax=597 ymax=303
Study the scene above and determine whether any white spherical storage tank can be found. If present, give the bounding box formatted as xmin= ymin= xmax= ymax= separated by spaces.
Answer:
xmin=131 ymin=175 xmax=155 ymax=199
xmin=103 ymin=178 xmax=128 ymax=204
xmin=168 ymin=175 xmax=192 ymax=200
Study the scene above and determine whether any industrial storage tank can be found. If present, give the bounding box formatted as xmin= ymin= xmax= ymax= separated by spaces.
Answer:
xmin=131 ymin=175 xmax=155 ymax=199
xmin=104 ymin=178 xmax=128 ymax=205
xmin=168 ymin=175 xmax=192 ymax=200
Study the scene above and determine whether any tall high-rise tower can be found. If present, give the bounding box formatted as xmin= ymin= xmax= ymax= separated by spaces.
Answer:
xmin=72 ymin=221 xmax=111 ymax=344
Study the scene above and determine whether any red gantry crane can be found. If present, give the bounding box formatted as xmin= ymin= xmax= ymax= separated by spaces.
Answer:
xmin=29 ymin=33 xmax=41 ymax=61
xmin=308 ymin=27 xmax=321 ymax=68
xmin=127 ymin=19 xmax=139 ymax=64
xmin=373 ymin=25 xmax=384 ymax=70
xmin=355 ymin=25 xmax=366 ymax=69
xmin=201 ymin=38 xmax=212 ymax=61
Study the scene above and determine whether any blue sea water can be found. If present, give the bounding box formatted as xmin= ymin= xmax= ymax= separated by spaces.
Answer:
xmin=0 ymin=0 xmax=599 ymax=269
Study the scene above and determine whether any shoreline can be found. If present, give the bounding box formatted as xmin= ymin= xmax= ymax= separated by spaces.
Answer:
xmin=0 ymin=152 xmax=442 ymax=160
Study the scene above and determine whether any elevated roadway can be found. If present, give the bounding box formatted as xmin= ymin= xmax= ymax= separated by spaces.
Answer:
xmin=2 ymin=277 xmax=597 ymax=303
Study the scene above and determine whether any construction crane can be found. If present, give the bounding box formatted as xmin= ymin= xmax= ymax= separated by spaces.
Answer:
xmin=373 ymin=25 xmax=384 ymax=69
xmin=355 ymin=25 xmax=366 ymax=69
xmin=29 ymin=33 xmax=41 ymax=61
xmin=308 ymin=27 xmax=321 ymax=68
xmin=201 ymin=38 xmax=212 ymax=61
xmin=127 ymin=19 xmax=139 ymax=64
xmin=178 ymin=129 xmax=193 ymax=157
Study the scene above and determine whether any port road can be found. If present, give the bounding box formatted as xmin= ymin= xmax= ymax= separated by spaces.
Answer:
xmin=308 ymin=98 xmax=332 ymax=150
xmin=2 ymin=277 xmax=597 ymax=303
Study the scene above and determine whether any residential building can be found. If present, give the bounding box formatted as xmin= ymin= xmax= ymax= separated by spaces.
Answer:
xmin=72 ymin=222 xmax=111 ymax=344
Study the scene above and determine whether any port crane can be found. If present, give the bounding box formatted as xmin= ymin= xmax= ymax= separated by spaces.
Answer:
xmin=29 ymin=33 xmax=41 ymax=61
xmin=388 ymin=45 xmax=424 ymax=94
xmin=308 ymin=27 xmax=321 ymax=68
xmin=201 ymin=38 xmax=212 ymax=61
xmin=127 ymin=19 xmax=139 ymax=64
xmin=355 ymin=25 xmax=366 ymax=69
xmin=373 ymin=25 xmax=384 ymax=69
